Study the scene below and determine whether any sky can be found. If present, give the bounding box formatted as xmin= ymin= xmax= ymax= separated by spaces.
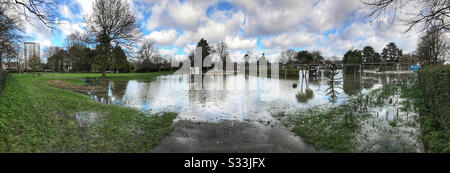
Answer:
xmin=23 ymin=0 xmax=424 ymax=62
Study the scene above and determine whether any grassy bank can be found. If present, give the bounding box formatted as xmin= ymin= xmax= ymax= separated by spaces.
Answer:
xmin=0 ymin=73 xmax=176 ymax=152
xmin=38 ymin=71 xmax=174 ymax=85
xmin=276 ymin=82 xmax=423 ymax=152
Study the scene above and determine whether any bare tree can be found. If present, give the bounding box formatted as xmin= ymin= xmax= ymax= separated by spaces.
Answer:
xmin=45 ymin=46 xmax=64 ymax=72
xmin=84 ymin=0 xmax=140 ymax=78
xmin=416 ymin=27 xmax=449 ymax=64
xmin=362 ymin=0 xmax=450 ymax=32
xmin=1 ymin=0 xmax=57 ymax=65
xmin=29 ymin=53 xmax=40 ymax=72
xmin=215 ymin=41 xmax=228 ymax=68
xmin=65 ymin=32 xmax=89 ymax=48
xmin=280 ymin=49 xmax=297 ymax=65
xmin=43 ymin=46 xmax=59 ymax=63
xmin=151 ymin=54 xmax=165 ymax=71
xmin=138 ymin=40 xmax=158 ymax=62
xmin=1 ymin=0 xmax=58 ymax=29
xmin=0 ymin=8 xmax=22 ymax=64
xmin=136 ymin=40 xmax=164 ymax=72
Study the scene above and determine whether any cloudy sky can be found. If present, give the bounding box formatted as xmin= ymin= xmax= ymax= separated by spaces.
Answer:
xmin=25 ymin=0 xmax=423 ymax=61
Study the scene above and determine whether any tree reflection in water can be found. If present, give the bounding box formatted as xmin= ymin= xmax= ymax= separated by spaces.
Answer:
xmin=325 ymin=63 xmax=342 ymax=105
xmin=296 ymin=73 xmax=314 ymax=103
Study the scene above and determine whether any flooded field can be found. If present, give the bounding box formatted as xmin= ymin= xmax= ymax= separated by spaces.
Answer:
xmin=86 ymin=70 xmax=422 ymax=152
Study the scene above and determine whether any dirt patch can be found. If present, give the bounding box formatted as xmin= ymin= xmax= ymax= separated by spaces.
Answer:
xmin=47 ymin=80 xmax=104 ymax=93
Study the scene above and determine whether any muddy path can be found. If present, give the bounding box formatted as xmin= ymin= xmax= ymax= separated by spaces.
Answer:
xmin=152 ymin=120 xmax=321 ymax=153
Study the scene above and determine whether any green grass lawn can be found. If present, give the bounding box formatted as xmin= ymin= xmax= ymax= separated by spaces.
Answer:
xmin=40 ymin=71 xmax=173 ymax=81
xmin=34 ymin=71 xmax=174 ymax=85
xmin=0 ymin=73 xmax=176 ymax=152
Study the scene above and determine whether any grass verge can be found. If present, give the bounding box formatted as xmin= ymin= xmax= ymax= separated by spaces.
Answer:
xmin=0 ymin=74 xmax=176 ymax=152
xmin=40 ymin=71 xmax=173 ymax=83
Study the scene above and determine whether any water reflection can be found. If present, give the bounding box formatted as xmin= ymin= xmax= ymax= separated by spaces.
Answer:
xmin=84 ymin=71 xmax=420 ymax=152
xmin=324 ymin=64 xmax=342 ymax=105
xmin=88 ymin=72 xmax=411 ymax=124
xmin=295 ymin=75 xmax=314 ymax=103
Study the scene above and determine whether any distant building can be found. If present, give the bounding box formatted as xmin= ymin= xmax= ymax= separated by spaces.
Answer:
xmin=23 ymin=42 xmax=40 ymax=69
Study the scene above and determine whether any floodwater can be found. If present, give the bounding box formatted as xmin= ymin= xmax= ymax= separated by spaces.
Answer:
xmin=87 ymin=70 xmax=421 ymax=152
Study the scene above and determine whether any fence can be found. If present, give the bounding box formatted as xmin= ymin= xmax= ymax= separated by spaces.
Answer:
xmin=342 ymin=63 xmax=415 ymax=74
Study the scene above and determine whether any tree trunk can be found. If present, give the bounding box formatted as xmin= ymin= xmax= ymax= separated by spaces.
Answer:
xmin=102 ymin=67 xmax=106 ymax=78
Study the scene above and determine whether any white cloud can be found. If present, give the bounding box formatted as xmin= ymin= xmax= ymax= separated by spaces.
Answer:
xmin=224 ymin=36 xmax=257 ymax=50
xmin=39 ymin=40 xmax=52 ymax=48
xmin=166 ymin=1 xmax=203 ymax=30
xmin=183 ymin=44 xmax=196 ymax=54
xmin=145 ymin=1 xmax=168 ymax=30
xmin=75 ymin=0 xmax=95 ymax=17
xmin=262 ymin=31 xmax=320 ymax=49
xmin=229 ymin=0 xmax=316 ymax=36
xmin=309 ymin=0 xmax=361 ymax=33
xmin=21 ymin=0 xmax=425 ymax=60
xmin=341 ymin=23 xmax=372 ymax=40
xmin=145 ymin=29 xmax=178 ymax=45
xmin=57 ymin=20 xmax=84 ymax=38
xmin=145 ymin=0 xmax=215 ymax=31
xmin=159 ymin=47 xmax=178 ymax=57
xmin=59 ymin=5 xmax=73 ymax=19
xmin=174 ymin=10 xmax=245 ymax=47
xmin=227 ymin=50 xmax=246 ymax=62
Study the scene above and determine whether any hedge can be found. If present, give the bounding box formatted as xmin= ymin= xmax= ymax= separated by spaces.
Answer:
xmin=280 ymin=68 xmax=300 ymax=77
xmin=418 ymin=65 xmax=450 ymax=152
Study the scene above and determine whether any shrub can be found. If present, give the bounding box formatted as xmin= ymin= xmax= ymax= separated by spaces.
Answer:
xmin=279 ymin=68 xmax=300 ymax=77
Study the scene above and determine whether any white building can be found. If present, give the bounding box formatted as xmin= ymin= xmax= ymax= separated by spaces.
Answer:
xmin=23 ymin=42 xmax=40 ymax=69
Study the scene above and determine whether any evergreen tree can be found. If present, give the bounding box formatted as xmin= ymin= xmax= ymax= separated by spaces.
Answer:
xmin=362 ymin=46 xmax=381 ymax=63
xmin=381 ymin=42 xmax=402 ymax=63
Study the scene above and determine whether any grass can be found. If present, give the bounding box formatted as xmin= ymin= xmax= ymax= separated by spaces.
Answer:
xmin=277 ymin=83 xmax=423 ymax=152
xmin=0 ymin=71 xmax=6 ymax=94
xmin=276 ymin=100 xmax=371 ymax=152
xmin=40 ymin=71 xmax=173 ymax=81
xmin=0 ymin=73 xmax=177 ymax=152
xmin=29 ymin=71 xmax=174 ymax=86
xmin=398 ymin=82 xmax=450 ymax=152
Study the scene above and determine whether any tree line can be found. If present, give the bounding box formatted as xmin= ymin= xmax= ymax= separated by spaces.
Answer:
xmin=342 ymin=27 xmax=448 ymax=66
xmin=1 ymin=0 xmax=175 ymax=77
xmin=1 ymin=0 xmax=448 ymax=78
xmin=280 ymin=49 xmax=325 ymax=66
xmin=279 ymin=26 xmax=448 ymax=68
